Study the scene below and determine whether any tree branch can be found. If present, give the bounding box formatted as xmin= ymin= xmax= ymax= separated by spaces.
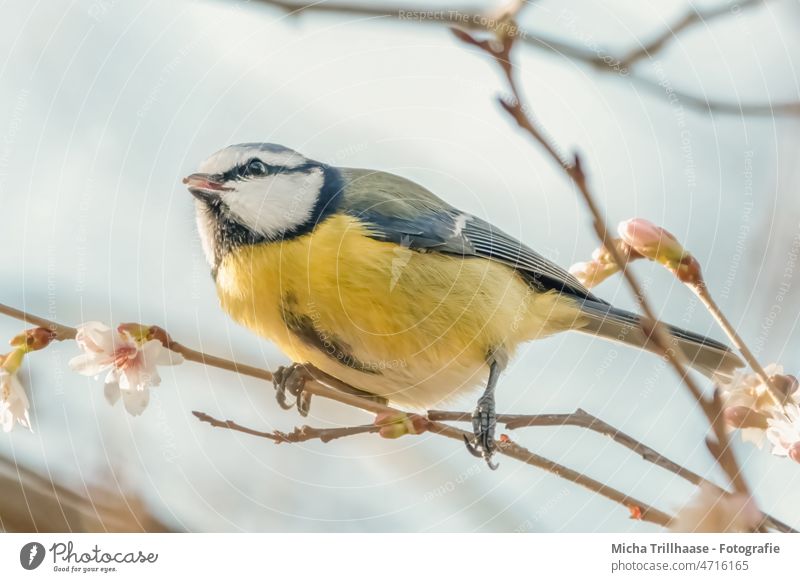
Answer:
xmin=428 ymin=408 xmax=795 ymax=533
xmin=192 ymin=411 xmax=381 ymax=443
xmin=247 ymin=0 xmax=799 ymax=116
xmin=618 ymin=0 xmax=767 ymax=68
xmin=194 ymin=409 xmax=673 ymax=527
xmin=0 ymin=303 xmax=76 ymax=341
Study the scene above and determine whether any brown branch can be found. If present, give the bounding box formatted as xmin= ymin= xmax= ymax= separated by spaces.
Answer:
xmin=427 ymin=420 xmax=674 ymax=527
xmin=192 ymin=411 xmax=380 ymax=443
xmin=452 ymin=28 xmax=751 ymax=499
xmin=195 ymin=410 xmax=672 ymax=527
xmin=618 ymin=0 xmax=766 ymax=68
xmin=0 ymin=303 xmax=76 ymax=341
xmin=428 ymin=408 xmax=795 ymax=533
xmin=166 ymin=340 xmax=275 ymax=383
xmin=248 ymin=0 xmax=799 ymax=117
xmin=430 ymin=407 xmax=702 ymax=483
xmin=689 ymin=283 xmax=782 ymax=405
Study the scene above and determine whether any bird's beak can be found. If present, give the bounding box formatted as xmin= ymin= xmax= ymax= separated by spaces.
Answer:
xmin=183 ymin=173 xmax=231 ymax=201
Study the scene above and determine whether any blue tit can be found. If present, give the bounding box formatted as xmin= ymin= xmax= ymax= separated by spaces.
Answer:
xmin=184 ymin=143 xmax=743 ymax=467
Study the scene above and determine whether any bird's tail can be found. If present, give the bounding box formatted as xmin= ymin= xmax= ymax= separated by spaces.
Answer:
xmin=575 ymin=299 xmax=744 ymax=380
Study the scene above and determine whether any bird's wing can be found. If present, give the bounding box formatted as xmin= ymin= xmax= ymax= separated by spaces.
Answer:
xmin=337 ymin=168 xmax=603 ymax=302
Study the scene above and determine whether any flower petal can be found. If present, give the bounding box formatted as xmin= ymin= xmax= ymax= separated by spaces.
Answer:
xmin=121 ymin=387 xmax=150 ymax=416
xmin=69 ymin=353 xmax=113 ymax=377
xmin=104 ymin=382 xmax=121 ymax=406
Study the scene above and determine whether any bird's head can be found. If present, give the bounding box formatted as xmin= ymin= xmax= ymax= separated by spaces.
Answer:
xmin=184 ymin=143 xmax=342 ymax=272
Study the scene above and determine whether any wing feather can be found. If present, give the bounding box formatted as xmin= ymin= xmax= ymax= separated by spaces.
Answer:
xmin=337 ymin=168 xmax=602 ymax=302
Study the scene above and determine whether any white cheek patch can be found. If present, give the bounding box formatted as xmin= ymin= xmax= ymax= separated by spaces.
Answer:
xmin=194 ymin=202 xmax=218 ymax=267
xmin=224 ymin=168 xmax=325 ymax=238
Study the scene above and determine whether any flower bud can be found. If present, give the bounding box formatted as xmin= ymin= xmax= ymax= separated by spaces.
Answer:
xmin=10 ymin=327 xmax=57 ymax=352
xmin=618 ymin=219 xmax=682 ymax=260
xmin=618 ymin=218 xmax=704 ymax=285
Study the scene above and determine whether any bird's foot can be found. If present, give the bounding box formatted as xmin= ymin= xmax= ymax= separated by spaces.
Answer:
xmin=464 ymin=393 xmax=498 ymax=470
xmin=273 ymin=363 xmax=312 ymax=416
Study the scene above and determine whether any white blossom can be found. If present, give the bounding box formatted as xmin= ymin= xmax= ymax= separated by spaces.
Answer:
xmin=69 ymin=321 xmax=183 ymax=416
xmin=718 ymin=364 xmax=795 ymax=447
xmin=766 ymin=405 xmax=800 ymax=463
xmin=0 ymin=366 xmax=32 ymax=433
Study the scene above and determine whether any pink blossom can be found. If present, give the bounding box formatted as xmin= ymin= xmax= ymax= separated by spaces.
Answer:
xmin=69 ymin=322 xmax=183 ymax=416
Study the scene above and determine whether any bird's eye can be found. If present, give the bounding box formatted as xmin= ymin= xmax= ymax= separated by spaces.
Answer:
xmin=246 ymin=159 xmax=268 ymax=177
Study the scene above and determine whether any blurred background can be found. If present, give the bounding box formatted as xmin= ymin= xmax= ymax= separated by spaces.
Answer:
xmin=1 ymin=0 xmax=799 ymax=532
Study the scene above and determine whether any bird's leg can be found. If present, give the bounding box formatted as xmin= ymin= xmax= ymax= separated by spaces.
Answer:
xmin=272 ymin=363 xmax=312 ymax=416
xmin=464 ymin=356 xmax=505 ymax=470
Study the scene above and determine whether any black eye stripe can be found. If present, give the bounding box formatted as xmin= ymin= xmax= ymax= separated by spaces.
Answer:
xmin=223 ymin=160 xmax=323 ymax=181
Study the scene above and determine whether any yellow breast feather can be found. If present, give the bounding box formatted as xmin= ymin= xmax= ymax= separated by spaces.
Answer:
xmin=214 ymin=214 xmax=584 ymax=406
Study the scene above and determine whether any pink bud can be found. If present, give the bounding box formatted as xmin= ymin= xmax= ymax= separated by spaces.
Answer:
xmin=723 ymin=406 xmax=768 ymax=429
xmin=618 ymin=218 xmax=704 ymax=285
xmin=617 ymin=218 xmax=684 ymax=261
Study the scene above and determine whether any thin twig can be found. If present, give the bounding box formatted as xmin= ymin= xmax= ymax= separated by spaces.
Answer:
xmin=195 ymin=409 xmax=672 ymax=526
xmin=426 ymin=420 xmax=673 ymax=527
xmin=689 ymin=283 xmax=782 ymax=405
xmin=248 ymin=0 xmax=799 ymax=117
xmin=167 ymin=340 xmax=275 ymax=383
xmin=428 ymin=408 xmax=795 ymax=533
xmin=430 ymin=407 xmax=703 ymax=483
xmin=618 ymin=0 xmax=766 ymax=68
xmin=0 ymin=303 xmax=76 ymax=340
xmin=192 ymin=412 xmax=380 ymax=443
xmin=452 ymin=28 xmax=751 ymax=499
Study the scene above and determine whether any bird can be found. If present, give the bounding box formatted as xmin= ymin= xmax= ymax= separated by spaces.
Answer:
xmin=184 ymin=142 xmax=743 ymax=467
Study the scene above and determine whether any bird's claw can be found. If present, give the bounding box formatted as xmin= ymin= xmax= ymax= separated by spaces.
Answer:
xmin=273 ymin=363 xmax=312 ymax=416
xmin=464 ymin=395 xmax=498 ymax=469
